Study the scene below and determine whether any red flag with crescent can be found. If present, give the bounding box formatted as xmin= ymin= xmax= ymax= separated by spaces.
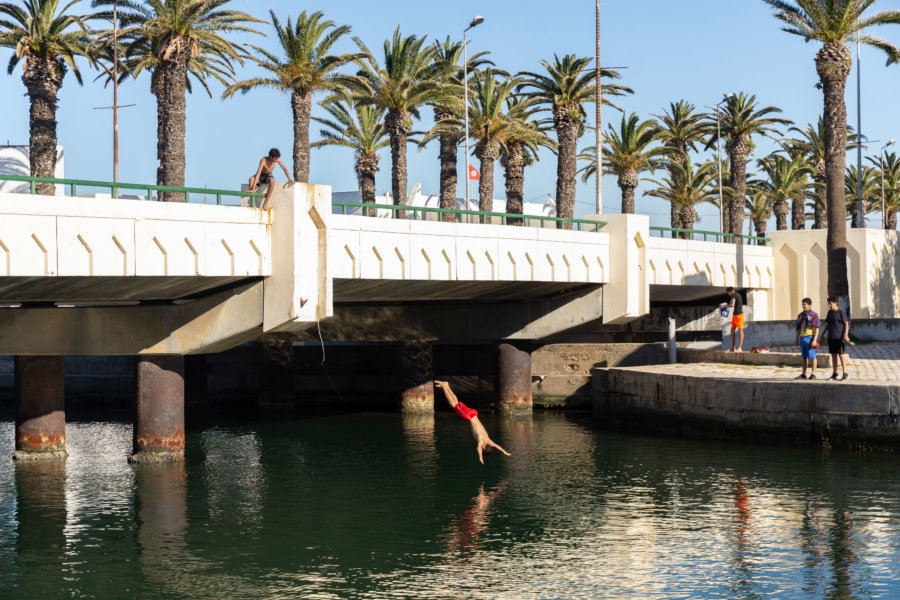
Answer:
xmin=468 ymin=165 xmax=480 ymax=181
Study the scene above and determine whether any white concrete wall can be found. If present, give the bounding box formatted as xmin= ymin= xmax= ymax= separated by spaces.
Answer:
xmin=0 ymin=192 xmax=269 ymax=277
xmin=329 ymin=215 xmax=609 ymax=284
xmin=645 ymin=237 xmax=773 ymax=289
xmin=768 ymin=229 xmax=900 ymax=319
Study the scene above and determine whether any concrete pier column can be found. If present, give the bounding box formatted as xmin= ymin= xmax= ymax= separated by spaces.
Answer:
xmin=258 ymin=339 xmax=295 ymax=416
xmin=497 ymin=342 xmax=532 ymax=413
xmin=399 ymin=341 xmax=434 ymax=414
xmin=130 ymin=355 xmax=185 ymax=463
xmin=14 ymin=356 xmax=67 ymax=460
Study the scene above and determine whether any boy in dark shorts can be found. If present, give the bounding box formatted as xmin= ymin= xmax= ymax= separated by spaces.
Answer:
xmin=795 ymin=297 xmax=820 ymax=379
xmin=249 ymin=148 xmax=293 ymax=209
xmin=435 ymin=380 xmax=511 ymax=464
xmin=819 ymin=296 xmax=850 ymax=380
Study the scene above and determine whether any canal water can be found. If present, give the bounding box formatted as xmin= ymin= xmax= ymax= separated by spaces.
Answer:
xmin=2 ymin=410 xmax=900 ymax=599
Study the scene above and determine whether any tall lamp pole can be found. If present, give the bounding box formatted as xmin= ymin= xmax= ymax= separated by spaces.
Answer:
xmin=713 ymin=94 xmax=733 ymax=236
xmin=463 ymin=16 xmax=484 ymax=212
xmin=881 ymin=139 xmax=896 ymax=229
xmin=856 ymin=28 xmax=864 ymax=228
xmin=595 ymin=0 xmax=602 ymax=214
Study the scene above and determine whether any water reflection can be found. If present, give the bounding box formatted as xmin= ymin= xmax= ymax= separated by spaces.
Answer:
xmin=0 ymin=413 xmax=900 ymax=598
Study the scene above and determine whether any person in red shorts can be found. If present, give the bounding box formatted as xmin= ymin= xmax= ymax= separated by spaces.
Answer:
xmin=435 ymin=380 xmax=511 ymax=464
xmin=725 ymin=286 xmax=744 ymax=352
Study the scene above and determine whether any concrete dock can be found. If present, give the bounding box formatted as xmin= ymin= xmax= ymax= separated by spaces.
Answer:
xmin=595 ymin=343 xmax=900 ymax=450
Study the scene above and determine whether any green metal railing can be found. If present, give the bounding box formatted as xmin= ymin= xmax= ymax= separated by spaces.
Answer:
xmin=649 ymin=225 xmax=769 ymax=245
xmin=332 ymin=201 xmax=607 ymax=231
xmin=0 ymin=175 xmax=264 ymax=207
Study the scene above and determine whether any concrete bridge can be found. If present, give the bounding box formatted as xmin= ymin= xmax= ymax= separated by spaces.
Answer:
xmin=0 ymin=178 xmax=778 ymax=463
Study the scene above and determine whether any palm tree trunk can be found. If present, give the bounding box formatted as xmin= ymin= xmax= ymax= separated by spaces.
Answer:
xmin=22 ymin=58 xmax=63 ymax=196
xmin=774 ymin=200 xmax=788 ymax=230
xmin=888 ymin=210 xmax=897 ymax=230
xmin=817 ymin=42 xmax=852 ymax=312
xmin=679 ymin=205 xmax=696 ymax=237
xmin=670 ymin=203 xmax=682 ymax=232
xmin=434 ymin=107 xmax=458 ymax=223
xmin=502 ymin=143 xmax=525 ymax=226
xmin=356 ymin=152 xmax=379 ymax=208
xmin=754 ymin=219 xmax=768 ymax=245
xmin=476 ymin=143 xmax=497 ymax=215
xmin=726 ymin=137 xmax=749 ymax=241
xmin=554 ymin=109 xmax=580 ymax=229
xmin=386 ymin=109 xmax=410 ymax=210
xmin=291 ymin=90 xmax=312 ymax=183
xmin=619 ymin=169 xmax=638 ymax=214
xmin=791 ymin=197 xmax=805 ymax=229
xmin=152 ymin=59 xmax=189 ymax=202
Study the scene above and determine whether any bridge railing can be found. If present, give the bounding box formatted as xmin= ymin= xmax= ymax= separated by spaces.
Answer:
xmin=332 ymin=201 xmax=607 ymax=231
xmin=649 ymin=225 xmax=769 ymax=246
xmin=0 ymin=175 xmax=263 ymax=207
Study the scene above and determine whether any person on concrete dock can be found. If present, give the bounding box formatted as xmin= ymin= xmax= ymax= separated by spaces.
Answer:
xmin=434 ymin=380 xmax=511 ymax=464
xmin=249 ymin=148 xmax=293 ymax=210
xmin=723 ymin=286 xmax=744 ymax=352
xmin=795 ymin=297 xmax=821 ymax=379
xmin=820 ymin=296 xmax=850 ymax=381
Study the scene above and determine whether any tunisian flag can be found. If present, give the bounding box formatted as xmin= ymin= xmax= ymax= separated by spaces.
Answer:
xmin=468 ymin=165 xmax=481 ymax=180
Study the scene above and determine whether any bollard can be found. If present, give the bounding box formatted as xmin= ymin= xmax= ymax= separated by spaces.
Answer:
xmin=668 ymin=317 xmax=677 ymax=364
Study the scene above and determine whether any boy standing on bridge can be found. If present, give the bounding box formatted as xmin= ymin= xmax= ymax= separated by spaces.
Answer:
xmin=795 ymin=298 xmax=820 ymax=379
xmin=820 ymin=296 xmax=850 ymax=381
xmin=249 ymin=148 xmax=293 ymax=210
xmin=435 ymin=380 xmax=510 ymax=464
xmin=724 ymin=286 xmax=744 ymax=352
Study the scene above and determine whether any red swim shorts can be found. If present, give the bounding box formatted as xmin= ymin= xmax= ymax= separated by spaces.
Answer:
xmin=453 ymin=401 xmax=478 ymax=421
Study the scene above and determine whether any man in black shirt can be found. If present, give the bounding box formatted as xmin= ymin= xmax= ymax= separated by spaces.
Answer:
xmin=724 ymin=286 xmax=744 ymax=352
xmin=819 ymin=296 xmax=850 ymax=380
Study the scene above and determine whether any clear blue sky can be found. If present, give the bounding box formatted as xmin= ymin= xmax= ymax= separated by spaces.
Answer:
xmin=2 ymin=0 xmax=900 ymax=228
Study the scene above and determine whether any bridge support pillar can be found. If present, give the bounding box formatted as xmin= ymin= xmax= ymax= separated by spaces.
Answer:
xmin=497 ymin=343 xmax=532 ymax=413
xmin=130 ymin=355 xmax=185 ymax=463
xmin=13 ymin=356 xmax=67 ymax=460
xmin=399 ymin=341 xmax=434 ymax=414
xmin=258 ymin=339 xmax=295 ymax=416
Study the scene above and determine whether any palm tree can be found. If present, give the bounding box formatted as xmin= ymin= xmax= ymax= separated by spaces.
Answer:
xmin=705 ymin=92 xmax=791 ymax=238
xmin=519 ymin=54 xmax=630 ymax=227
xmin=788 ymin=118 xmax=859 ymax=229
xmin=764 ymin=0 xmax=900 ymax=312
xmin=645 ymin=156 xmax=720 ymax=236
xmin=752 ymin=152 xmax=812 ymax=231
xmin=746 ymin=192 xmax=773 ymax=242
xmin=222 ymin=10 xmax=360 ymax=183
xmin=95 ymin=0 xmax=260 ymax=201
xmin=651 ymin=100 xmax=708 ymax=229
xmin=428 ymin=37 xmax=491 ymax=220
xmin=311 ymin=99 xmax=389 ymax=205
xmin=582 ymin=113 xmax=664 ymax=214
xmin=353 ymin=27 xmax=455 ymax=209
xmin=844 ymin=165 xmax=879 ymax=228
xmin=499 ymin=95 xmax=554 ymax=225
xmin=0 ymin=0 xmax=96 ymax=195
xmin=869 ymin=151 xmax=900 ymax=229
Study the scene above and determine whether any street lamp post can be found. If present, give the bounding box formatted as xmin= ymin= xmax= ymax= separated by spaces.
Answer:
xmin=463 ymin=16 xmax=484 ymax=214
xmin=881 ymin=139 xmax=896 ymax=229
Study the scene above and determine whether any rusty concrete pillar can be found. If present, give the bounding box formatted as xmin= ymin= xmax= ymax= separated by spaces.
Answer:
xmin=497 ymin=342 xmax=532 ymax=413
xmin=399 ymin=341 xmax=434 ymax=414
xmin=14 ymin=356 xmax=67 ymax=460
xmin=258 ymin=338 xmax=295 ymax=416
xmin=130 ymin=355 xmax=185 ymax=463
xmin=184 ymin=354 xmax=208 ymax=428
